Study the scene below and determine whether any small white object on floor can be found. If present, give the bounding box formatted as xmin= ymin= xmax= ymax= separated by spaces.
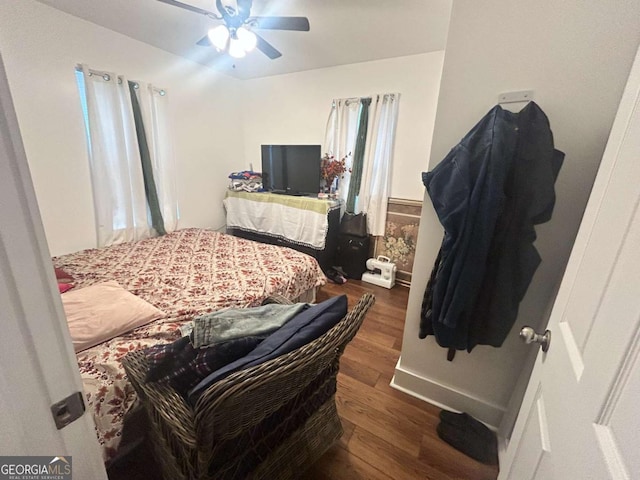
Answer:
xmin=361 ymin=255 xmax=397 ymax=289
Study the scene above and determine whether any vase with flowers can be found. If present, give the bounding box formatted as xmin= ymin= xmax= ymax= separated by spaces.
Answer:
xmin=320 ymin=152 xmax=350 ymax=197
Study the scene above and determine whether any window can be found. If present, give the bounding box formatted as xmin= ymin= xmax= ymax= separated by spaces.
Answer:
xmin=324 ymin=93 xmax=400 ymax=236
xmin=75 ymin=65 xmax=177 ymax=246
xmin=75 ymin=70 xmax=91 ymax=152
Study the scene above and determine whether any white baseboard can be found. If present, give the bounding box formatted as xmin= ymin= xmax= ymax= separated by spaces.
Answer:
xmin=391 ymin=360 xmax=506 ymax=429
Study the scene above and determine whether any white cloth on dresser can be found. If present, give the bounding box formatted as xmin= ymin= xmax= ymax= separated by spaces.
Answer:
xmin=224 ymin=191 xmax=339 ymax=250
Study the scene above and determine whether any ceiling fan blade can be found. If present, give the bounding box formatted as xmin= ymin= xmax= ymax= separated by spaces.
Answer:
xmin=255 ymin=33 xmax=282 ymax=59
xmin=251 ymin=16 xmax=310 ymax=31
xmin=196 ymin=35 xmax=212 ymax=47
xmin=157 ymin=0 xmax=217 ymax=17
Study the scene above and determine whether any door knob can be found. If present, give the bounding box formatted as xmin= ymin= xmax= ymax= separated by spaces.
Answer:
xmin=519 ymin=326 xmax=551 ymax=352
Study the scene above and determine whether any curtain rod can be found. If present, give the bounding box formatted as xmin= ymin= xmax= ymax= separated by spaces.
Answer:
xmin=332 ymin=97 xmax=362 ymax=107
xmin=75 ymin=65 xmax=166 ymax=96
xmin=333 ymin=93 xmax=398 ymax=107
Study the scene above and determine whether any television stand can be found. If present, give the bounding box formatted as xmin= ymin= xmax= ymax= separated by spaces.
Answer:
xmin=223 ymin=191 xmax=340 ymax=272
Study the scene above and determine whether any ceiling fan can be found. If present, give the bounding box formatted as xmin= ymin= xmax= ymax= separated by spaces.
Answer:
xmin=158 ymin=0 xmax=310 ymax=59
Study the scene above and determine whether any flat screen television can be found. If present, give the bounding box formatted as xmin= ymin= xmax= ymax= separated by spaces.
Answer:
xmin=261 ymin=144 xmax=321 ymax=196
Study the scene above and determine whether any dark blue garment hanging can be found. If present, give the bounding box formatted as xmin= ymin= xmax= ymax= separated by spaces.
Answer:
xmin=420 ymin=102 xmax=563 ymax=355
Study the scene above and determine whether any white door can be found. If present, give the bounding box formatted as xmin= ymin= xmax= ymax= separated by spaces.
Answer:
xmin=498 ymin=45 xmax=640 ymax=479
xmin=0 ymin=54 xmax=107 ymax=478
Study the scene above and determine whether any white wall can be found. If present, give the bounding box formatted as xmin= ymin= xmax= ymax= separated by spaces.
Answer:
xmin=240 ymin=52 xmax=445 ymax=202
xmin=0 ymin=0 xmax=244 ymax=256
xmin=395 ymin=0 xmax=640 ymax=428
xmin=0 ymin=2 xmax=443 ymax=256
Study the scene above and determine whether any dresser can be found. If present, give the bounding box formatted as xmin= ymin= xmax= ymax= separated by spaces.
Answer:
xmin=224 ymin=191 xmax=341 ymax=271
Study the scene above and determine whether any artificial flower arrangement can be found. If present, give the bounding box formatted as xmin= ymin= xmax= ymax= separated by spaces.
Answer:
xmin=320 ymin=152 xmax=351 ymax=191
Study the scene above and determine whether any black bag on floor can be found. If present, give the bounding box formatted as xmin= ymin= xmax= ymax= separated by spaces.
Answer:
xmin=335 ymin=234 xmax=370 ymax=280
xmin=339 ymin=212 xmax=368 ymax=238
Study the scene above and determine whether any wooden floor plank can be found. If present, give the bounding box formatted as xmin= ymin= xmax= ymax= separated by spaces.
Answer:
xmin=420 ymin=433 xmax=499 ymax=480
xmin=361 ymin=315 xmax=406 ymax=340
xmin=338 ymin=417 xmax=356 ymax=449
xmin=305 ymin=444 xmax=394 ymax=480
xmin=342 ymin=336 xmax=400 ymax=378
xmin=373 ymin=375 xmax=443 ymax=416
xmin=336 ymin=383 xmax=423 ymax=457
xmin=339 ymin=355 xmax=381 ymax=387
xmin=315 ymin=281 xmax=499 ymax=480
xmin=338 ymin=373 xmax=440 ymax=434
xmin=347 ymin=426 xmax=455 ymax=480
xmin=354 ymin=326 xmax=397 ymax=349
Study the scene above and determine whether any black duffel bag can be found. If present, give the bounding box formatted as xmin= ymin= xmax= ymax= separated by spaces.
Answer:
xmin=340 ymin=212 xmax=367 ymax=238
xmin=336 ymin=212 xmax=369 ymax=279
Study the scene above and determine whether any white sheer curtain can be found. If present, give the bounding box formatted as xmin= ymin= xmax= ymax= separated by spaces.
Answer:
xmin=323 ymin=98 xmax=360 ymax=204
xmin=324 ymin=93 xmax=400 ymax=236
xmin=80 ymin=65 xmax=177 ymax=246
xmin=134 ymin=82 xmax=178 ymax=233
xmin=81 ymin=65 xmax=150 ymax=246
xmin=359 ymin=93 xmax=400 ymax=236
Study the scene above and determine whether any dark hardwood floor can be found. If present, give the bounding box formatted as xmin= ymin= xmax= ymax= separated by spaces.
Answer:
xmin=306 ymin=280 xmax=499 ymax=480
xmin=108 ymin=280 xmax=499 ymax=479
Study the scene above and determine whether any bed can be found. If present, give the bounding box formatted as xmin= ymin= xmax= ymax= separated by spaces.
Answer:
xmin=52 ymin=228 xmax=326 ymax=461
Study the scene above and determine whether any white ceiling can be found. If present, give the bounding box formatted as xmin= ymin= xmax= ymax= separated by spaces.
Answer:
xmin=35 ymin=0 xmax=451 ymax=80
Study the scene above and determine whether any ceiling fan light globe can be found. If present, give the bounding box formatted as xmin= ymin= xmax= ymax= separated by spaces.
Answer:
xmin=208 ymin=25 xmax=230 ymax=50
xmin=236 ymin=27 xmax=257 ymax=52
xmin=228 ymin=38 xmax=247 ymax=58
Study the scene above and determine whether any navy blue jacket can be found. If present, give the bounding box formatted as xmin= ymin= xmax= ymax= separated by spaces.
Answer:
xmin=420 ymin=102 xmax=563 ymax=351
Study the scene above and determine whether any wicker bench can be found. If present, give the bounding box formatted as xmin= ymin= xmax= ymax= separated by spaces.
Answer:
xmin=122 ymin=293 xmax=375 ymax=480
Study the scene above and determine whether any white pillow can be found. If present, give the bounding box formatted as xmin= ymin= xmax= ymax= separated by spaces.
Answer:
xmin=62 ymin=281 xmax=165 ymax=353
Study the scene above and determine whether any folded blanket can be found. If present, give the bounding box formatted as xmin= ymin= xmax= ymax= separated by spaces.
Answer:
xmin=191 ymin=303 xmax=309 ymax=348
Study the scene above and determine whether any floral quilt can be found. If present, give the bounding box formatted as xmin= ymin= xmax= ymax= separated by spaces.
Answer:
xmin=53 ymin=228 xmax=326 ymax=461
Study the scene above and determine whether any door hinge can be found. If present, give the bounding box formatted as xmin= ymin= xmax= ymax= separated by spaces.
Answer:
xmin=51 ymin=391 xmax=85 ymax=430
